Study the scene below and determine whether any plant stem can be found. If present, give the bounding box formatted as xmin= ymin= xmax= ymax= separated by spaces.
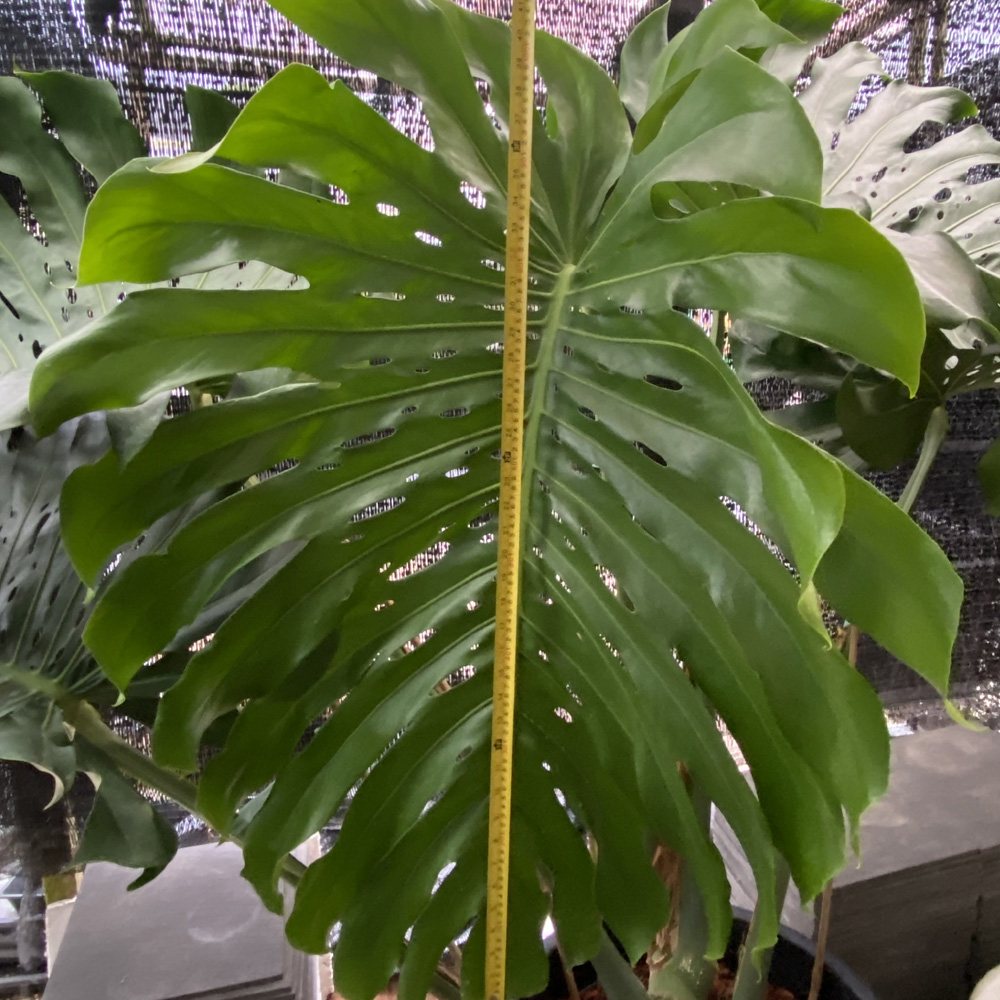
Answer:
xmin=556 ymin=939 xmax=581 ymax=1000
xmin=897 ymin=406 xmax=949 ymax=515
xmin=593 ymin=932 xmax=671 ymax=1000
xmin=807 ymin=881 xmax=834 ymax=1000
xmin=730 ymin=859 xmax=790 ymax=1000
xmin=806 ymin=624 xmax=858 ymax=1000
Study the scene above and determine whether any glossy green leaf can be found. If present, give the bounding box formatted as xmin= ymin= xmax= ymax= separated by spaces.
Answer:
xmin=0 ymin=418 xmax=108 ymax=694
xmin=73 ymin=741 xmax=179 ymax=889
xmin=730 ymin=318 xmax=856 ymax=393
xmin=582 ymin=197 xmax=924 ymax=392
xmin=618 ymin=1 xmax=673 ymax=122
xmin=739 ymin=46 xmax=1000 ymax=478
xmin=835 ymin=373 xmax=936 ymax=470
xmin=595 ymin=47 xmax=825 ymax=252
xmin=752 ymin=0 xmax=841 ymax=40
xmin=0 ymin=701 xmax=76 ymax=806
xmin=16 ymin=70 xmax=145 ymax=184
xmin=0 ymin=76 xmax=88 ymax=265
xmin=907 ymin=175 xmax=1000 ymax=278
xmin=0 ymin=77 xmax=110 ymax=385
xmin=884 ymin=230 xmax=1000 ymax=335
xmin=266 ymin=0 xmax=508 ymax=210
xmin=620 ymin=0 xmax=802 ymax=122
xmin=797 ymin=43 xmax=884 ymax=144
xmin=184 ymin=84 xmax=240 ymax=152
xmin=0 ymin=61 xmax=325 ymax=820
xmin=755 ymin=40 xmax=813 ymax=87
xmin=818 ymin=79 xmax=992 ymax=233
xmin=816 ymin=470 xmax=962 ymax=696
xmin=25 ymin=3 xmax=957 ymax=996
xmin=0 ymin=369 xmax=32 ymax=431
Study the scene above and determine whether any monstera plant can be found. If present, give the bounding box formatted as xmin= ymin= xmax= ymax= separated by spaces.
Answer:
xmin=0 ymin=0 xmax=970 ymax=997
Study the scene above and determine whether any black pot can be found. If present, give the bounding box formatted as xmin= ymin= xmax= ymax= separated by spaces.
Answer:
xmin=534 ymin=909 xmax=878 ymax=1000
xmin=725 ymin=907 xmax=877 ymax=1000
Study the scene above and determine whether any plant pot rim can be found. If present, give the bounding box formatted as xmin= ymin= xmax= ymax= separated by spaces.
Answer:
xmin=731 ymin=906 xmax=879 ymax=1000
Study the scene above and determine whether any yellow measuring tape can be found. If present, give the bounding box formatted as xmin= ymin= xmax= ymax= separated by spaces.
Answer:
xmin=484 ymin=2 xmax=536 ymax=999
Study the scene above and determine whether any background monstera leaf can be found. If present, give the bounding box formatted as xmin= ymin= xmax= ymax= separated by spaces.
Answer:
xmin=733 ymin=43 xmax=1000 ymax=482
xmin=0 ymin=71 xmax=311 ymax=878
xmin=27 ymin=0 xmax=961 ymax=997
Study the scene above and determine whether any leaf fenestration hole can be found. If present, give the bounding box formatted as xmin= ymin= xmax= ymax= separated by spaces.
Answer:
xmin=460 ymin=182 xmax=486 ymax=208
xmin=645 ymin=374 xmax=682 ymax=391
xmin=934 ymin=188 xmax=952 ymax=202
xmin=634 ymin=440 xmax=667 ymax=466
xmin=377 ymin=202 xmax=400 ymax=216
xmin=415 ymin=230 xmax=443 ymax=247
xmin=352 ymin=496 xmax=405 ymax=522
xmin=343 ymin=428 xmax=395 ymax=449
xmin=0 ymin=288 xmax=19 ymax=320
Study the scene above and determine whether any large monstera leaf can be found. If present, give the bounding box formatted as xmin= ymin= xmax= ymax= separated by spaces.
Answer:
xmin=30 ymin=0 xmax=960 ymax=997
xmin=734 ymin=43 xmax=1000 ymax=475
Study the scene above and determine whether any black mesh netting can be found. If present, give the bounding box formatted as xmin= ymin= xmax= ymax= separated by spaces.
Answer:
xmin=1 ymin=0 xmax=999 ymax=721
